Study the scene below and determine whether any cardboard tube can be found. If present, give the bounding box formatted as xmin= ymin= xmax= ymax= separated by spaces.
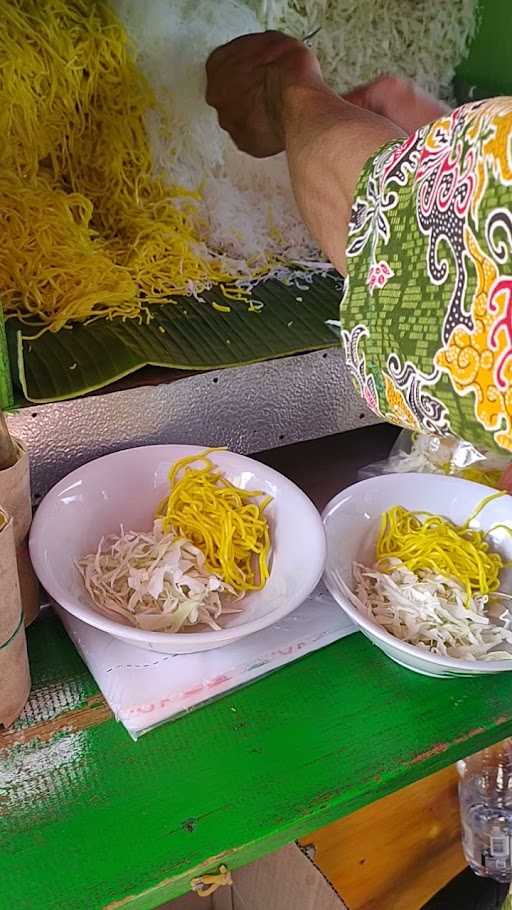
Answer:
xmin=0 ymin=508 xmax=31 ymax=727
xmin=0 ymin=439 xmax=39 ymax=625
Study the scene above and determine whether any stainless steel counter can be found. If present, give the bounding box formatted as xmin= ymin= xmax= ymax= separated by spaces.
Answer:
xmin=7 ymin=349 xmax=380 ymax=500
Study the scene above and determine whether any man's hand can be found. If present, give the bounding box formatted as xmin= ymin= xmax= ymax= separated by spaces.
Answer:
xmin=206 ymin=32 xmax=404 ymax=272
xmin=206 ymin=31 xmax=322 ymax=157
xmin=343 ymin=75 xmax=451 ymax=134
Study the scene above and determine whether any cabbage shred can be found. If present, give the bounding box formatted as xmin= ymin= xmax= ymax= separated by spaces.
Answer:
xmin=78 ymin=520 xmax=241 ymax=633
xmin=0 ymin=0 xmax=478 ymax=332
xmin=354 ymin=562 xmax=512 ymax=661
xmin=114 ymin=0 xmax=478 ymax=295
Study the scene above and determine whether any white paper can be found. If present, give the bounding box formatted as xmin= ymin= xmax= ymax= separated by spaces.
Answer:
xmin=56 ymin=582 xmax=355 ymax=739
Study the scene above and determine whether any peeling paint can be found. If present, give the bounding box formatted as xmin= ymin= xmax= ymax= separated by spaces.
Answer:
xmin=0 ymin=696 xmax=111 ymax=752
xmin=0 ymin=731 xmax=85 ymax=802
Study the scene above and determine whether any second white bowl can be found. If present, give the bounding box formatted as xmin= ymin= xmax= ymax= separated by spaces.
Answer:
xmin=323 ymin=473 xmax=512 ymax=677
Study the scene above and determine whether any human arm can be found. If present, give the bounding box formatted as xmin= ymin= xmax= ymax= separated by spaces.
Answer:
xmin=206 ymin=34 xmax=512 ymax=457
xmin=343 ymin=74 xmax=451 ymax=134
xmin=206 ymin=32 xmax=404 ymax=273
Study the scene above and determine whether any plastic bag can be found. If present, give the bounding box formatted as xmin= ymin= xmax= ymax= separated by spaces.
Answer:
xmin=359 ymin=430 xmax=512 ymax=490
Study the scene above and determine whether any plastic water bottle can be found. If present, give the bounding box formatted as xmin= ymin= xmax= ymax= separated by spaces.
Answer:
xmin=458 ymin=741 xmax=512 ymax=882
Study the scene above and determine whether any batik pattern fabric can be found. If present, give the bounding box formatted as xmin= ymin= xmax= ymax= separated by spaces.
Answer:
xmin=340 ymin=98 xmax=512 ymax=453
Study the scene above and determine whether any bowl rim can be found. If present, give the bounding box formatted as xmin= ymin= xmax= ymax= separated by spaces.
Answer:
xmin=322 ymin=472 xmax=512 ymax=673
xmin=30 ymin=444 xmax=327 ymax=646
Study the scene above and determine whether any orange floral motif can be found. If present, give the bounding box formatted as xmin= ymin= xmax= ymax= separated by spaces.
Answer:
xmin=383 ymin=374 xmax=419 ymax=431
xmin=468 ymin=100 xmax=512 ymax=218
xmin=423 ymin=117 xmax=452 ymax=154
xmin=435 ymin=228 xmax=512 ymax=451
xmin=481 ymin=101 xmax=512 ymax=185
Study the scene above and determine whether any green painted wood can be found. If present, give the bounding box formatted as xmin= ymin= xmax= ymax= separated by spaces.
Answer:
xmin=0 ymin=306 xmax=14 ymax=411
xmin=3 ymin=608 xmax=512 ymax=910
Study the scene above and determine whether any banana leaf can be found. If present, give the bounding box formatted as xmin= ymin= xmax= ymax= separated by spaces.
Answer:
xmin=6 ymin=275 xmax=342 ymax=405
xmin=0 ymin=308 xmax=13 ymax=409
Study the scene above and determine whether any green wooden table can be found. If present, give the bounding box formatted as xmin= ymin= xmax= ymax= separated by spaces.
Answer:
xmin=3 ymin=426 xmax=512 ymax=910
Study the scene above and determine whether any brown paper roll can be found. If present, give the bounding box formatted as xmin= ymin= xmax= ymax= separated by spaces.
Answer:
xmin=0 ymin=508 xmax=31 ymax=727
xmin=0 ymin=439 xmax=39 ymax=625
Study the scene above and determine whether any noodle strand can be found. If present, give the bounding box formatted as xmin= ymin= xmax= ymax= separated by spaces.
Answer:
xmin=376 ymin=495 xmax=508 ymax=604
xmin=157 ymin=449 xmax=271 ymax=593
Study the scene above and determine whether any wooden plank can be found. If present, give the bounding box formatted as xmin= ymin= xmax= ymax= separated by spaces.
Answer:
xmin=302 ymin=765 xmax=466 ymax=910
xmin=3 ymin=606 xmax=512 ymax=910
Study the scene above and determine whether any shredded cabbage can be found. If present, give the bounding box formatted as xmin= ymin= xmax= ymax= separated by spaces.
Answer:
xmin=78 ymin=520 xmax=241 ymax=633
xmin=388 ymin=433 xmax=511 ymax=486
xmin=0 ymin=0 xmax=478 ymax=331
xmin=354 ymin=561 xmax=512 ymax=661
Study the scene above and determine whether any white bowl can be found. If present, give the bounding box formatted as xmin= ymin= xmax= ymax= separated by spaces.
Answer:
xmin=30 ymin=445 xmax=326 ymax=654
xmin=323 ymin=473 xmax=512 ymax=677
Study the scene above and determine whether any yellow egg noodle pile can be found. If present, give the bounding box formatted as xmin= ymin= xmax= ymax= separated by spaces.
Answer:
xmin=0 ymin=0 xmax=244 ymax=335
xmin=376 ymin=492 xmax=509 ymax=604
xmin=158 ymin=448 xmax=271 ymax=594
xmin=0 ymin=0 xmax=477 ymax=336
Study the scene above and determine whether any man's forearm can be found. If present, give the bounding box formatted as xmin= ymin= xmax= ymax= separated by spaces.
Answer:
xmin=280 ymin=83 xmax=405 ymax=273
xmin=206 ymin=31 xmax=405 ymax=273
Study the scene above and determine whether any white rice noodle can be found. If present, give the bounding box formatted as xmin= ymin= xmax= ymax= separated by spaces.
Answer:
xmin=112 ymin=0 xmax=477 ymax=286
xmin=255 ymin=0 xmax=478 ymax=100
xmin=113 ymin=0 xmax=321 ymax=281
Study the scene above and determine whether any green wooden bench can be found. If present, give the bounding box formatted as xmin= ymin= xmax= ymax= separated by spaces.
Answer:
xmin=3 ymin=429 xmax=512 ymax=910
xmin=3 ymin=600 xmax=512 ymax=910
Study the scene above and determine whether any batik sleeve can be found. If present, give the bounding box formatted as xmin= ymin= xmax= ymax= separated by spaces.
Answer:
xmin=340 ymin=98 xmax=512 ymax=455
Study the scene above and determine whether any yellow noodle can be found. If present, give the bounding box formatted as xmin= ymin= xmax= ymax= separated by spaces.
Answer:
xmin=459 ymin=467 xmax=503 ymax=489
xmin=0 ymin=174 xmax=138 ymax=332
xmin=157 ymin=448 xmax=271 ymax=594
xmin=0 ymin=0 xmax=249 ymax=333
xmin=375 ymin=493 xmax=508 ymax=603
